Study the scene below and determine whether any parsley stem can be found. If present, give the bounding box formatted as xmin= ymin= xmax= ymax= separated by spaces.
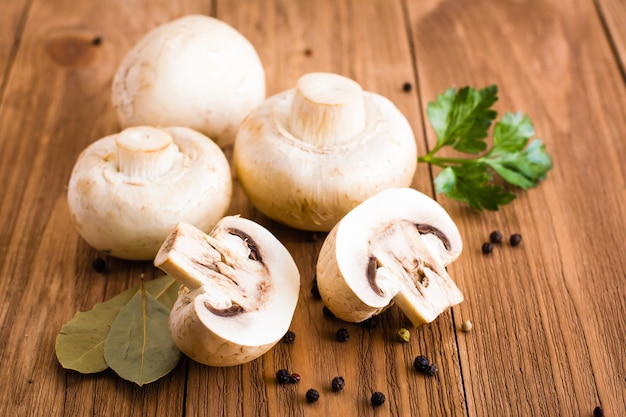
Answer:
xmin=418 ymin=154 xmax=481 ymax=167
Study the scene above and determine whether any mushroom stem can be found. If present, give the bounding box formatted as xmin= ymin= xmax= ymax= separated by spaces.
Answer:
xmin=116 ymin=126 xmax=178 ymax=181
xmin=288 ymin=72 xmax=366 ymax=147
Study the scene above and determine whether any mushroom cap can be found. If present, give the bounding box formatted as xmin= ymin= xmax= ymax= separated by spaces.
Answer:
xmin=158 ymin=217 xmax=300 ymax=366
xmin=316 ymin=188 xmax=463 ymax=326
xmin=233 ymin=84 xmax=417 ymax=231
xmin=67 ymin=126 xmax=232 ymax=260
xmin=112 ymin=15 xmax=266 ymax=147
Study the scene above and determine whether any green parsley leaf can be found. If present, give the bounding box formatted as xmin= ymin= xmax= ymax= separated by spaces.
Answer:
xmin=434 ymin=165 xmax=516 ymax=211
xmin=419 ymin=86 xmax=553 ymax=210
xmin=492 ymin=111 xmax=534 ymax=152
xmin=426 ymin=85 xmax=498 ymax=154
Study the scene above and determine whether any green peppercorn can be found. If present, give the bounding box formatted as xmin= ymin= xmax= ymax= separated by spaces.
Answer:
xmin=331 ymin=376 xmax=345 ymax=392
xmin=305 ymin=388 xmax=320 ymax=403
xmin=413 ymin=355 xmax=430 ymax=373
xmin=482 ymin=242 xmax=494 ymax=254
xmin=371 ymin=391 xmax=386 ymax=407
xmin=489 ymin=230 xmax=503 ymax=243
xmin=335 ymin=327 xmax=350 ymax=342
xmin=510 ymin=233 xmax=522 ymax=246
xmin=396 ymin=328 xmax=410 ymax=342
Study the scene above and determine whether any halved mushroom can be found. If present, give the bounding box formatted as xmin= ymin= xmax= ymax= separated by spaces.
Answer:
xmin=233 ymin=72 xmax=417 ymax=231
xmin=316 ymin=188 xmax=463 ymax=327
xmin=67 ymin=126 xmax=232 ymax=260
xmin=154 ymin=217 xmax=300 ymax=366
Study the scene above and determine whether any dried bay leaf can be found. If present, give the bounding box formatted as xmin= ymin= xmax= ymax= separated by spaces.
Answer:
xmin=144 ymin=274 xmax=179 ymax=310
xmin=55 ymin=275 xmax=178 ymax=374
xmin=55 ymin=284 xmax=137 ymax=373
xmin=104 ymin=283 xmax=182 ymax=386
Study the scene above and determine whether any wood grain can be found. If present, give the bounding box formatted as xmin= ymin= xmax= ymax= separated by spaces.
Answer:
xmin=596 ymin=0 xmax=626 ymax=76
xmin=0 ymin=0 xmax=30 ymax=89
xmin=0 ymin=0 xmax=624 ymax=416
xmin=408 ymin=1 xmax=626 ymax=417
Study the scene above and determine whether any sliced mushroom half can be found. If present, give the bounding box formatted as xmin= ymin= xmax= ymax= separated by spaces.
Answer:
xmin=154 ymin=217 xmax=300 ymax=366
xmin=316 ymin=188 xmax=463 ymax=327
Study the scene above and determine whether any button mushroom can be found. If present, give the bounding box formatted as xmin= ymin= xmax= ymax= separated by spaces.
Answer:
xmin=154 ymin=218 xmax=300 ymax=366
xmin=316 ymin=187 xmax=463 ymax=327
xmin=67 ymin=126 xmax=232 ymax=260
xmin=111 ymin=15 xmax=266 ymax=147
xmin=233 ymin=72 xmax=417 ymax=231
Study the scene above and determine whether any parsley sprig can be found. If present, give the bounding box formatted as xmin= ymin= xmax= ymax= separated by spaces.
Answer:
xmin=418 ymin=85 xmax=553 ymax=210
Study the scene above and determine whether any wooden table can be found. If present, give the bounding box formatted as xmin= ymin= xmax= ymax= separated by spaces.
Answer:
xmin=1 ymin=0 xmax=624 ymax=416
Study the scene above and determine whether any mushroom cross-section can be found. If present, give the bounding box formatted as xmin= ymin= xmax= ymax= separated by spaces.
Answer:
xmin=233 ymin=72 xmax=417 ymax=231
xmin=154 ymin=217 xmax=300 ymax=366
xmin=316 ymin=188 xmax=464 ymax=327
xmin=67 ymin=126 xmax=232 ymax=261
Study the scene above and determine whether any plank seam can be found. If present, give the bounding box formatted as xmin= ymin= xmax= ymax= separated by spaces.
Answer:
xmin=0 ymin=0 xmax=34 ymax=107
xmin=400 ymin=0 xmax=437 ymax=201
xmin=593 ymin=0 xmax=626 ymax=85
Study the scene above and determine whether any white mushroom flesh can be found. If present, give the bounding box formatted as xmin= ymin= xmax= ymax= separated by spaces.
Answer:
xmin=316 ymin=188 xmax=463 ymax=327
xmin=154 ymin=217 xmax=300 ymax=366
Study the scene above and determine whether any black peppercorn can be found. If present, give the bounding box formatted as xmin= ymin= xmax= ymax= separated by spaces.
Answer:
xmin=360 ymin=315 xmax=380 ymax=329
xmin=92 ymin=257 xmax=106 ymax=273
xmin=283 ymin=330 xmax=296 ymax=344
xmin=481 ymin=242 xmax=494 ymax=254
xmin=593 ymin=406 xmax=604 ymax=417
xmin=331 ymin=376 xmax=345 ymax=392
xmin=371 ymin=391 xmax=386 ymax=407
xmin=489 ymin=230 xmax=503 ymax=243
xmin=304 ymin=48 xmax=313 ymax=57
xmin=311 ymin=277 xmax=321 ymax=299
xmin=91 ymin=36 xmax=102 ymax=46
xmin=323 ymin=305 xmax=336 ymax=318
xmin=276 ymin=369 xmax=291 ymax=384
xmin=305 ymin=388 xmax=320 ymax=403
xmin=335 ymin=327 xmax=350 ymax=342
xmin=510 ymin=233 xmax=522 ymax=246
xmin=289 ymin=373 xmax=301 ymax=383
xmin=413 ymin=355 xmax=430 ymax=373
xmin=402 ymin=82 xmax=412 ymax=92
xmin=426 ymin=363 xmax=438 ymax=376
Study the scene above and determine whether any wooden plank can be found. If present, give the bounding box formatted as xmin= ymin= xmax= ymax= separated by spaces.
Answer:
xmin=1 ymin=0 xmax=624 ymax=416
xmin=183 ymin=1 xmax=467 ymax=417
xmin=596 ymin=0 xmax=626 ymax=76
xmin=406 ymin=1 xmax=626 ymax=417
xmin=0 ymin=1 xmax=212 ymax=416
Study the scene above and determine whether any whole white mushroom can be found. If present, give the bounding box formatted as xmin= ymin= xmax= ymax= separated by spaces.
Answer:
xmin=233 ymin=72 xmax=418 ymax=231
xmin=112 ymin=15 xmax=266 ymax=148
xmin=67 ymin=126 xmax=232 ymax=261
